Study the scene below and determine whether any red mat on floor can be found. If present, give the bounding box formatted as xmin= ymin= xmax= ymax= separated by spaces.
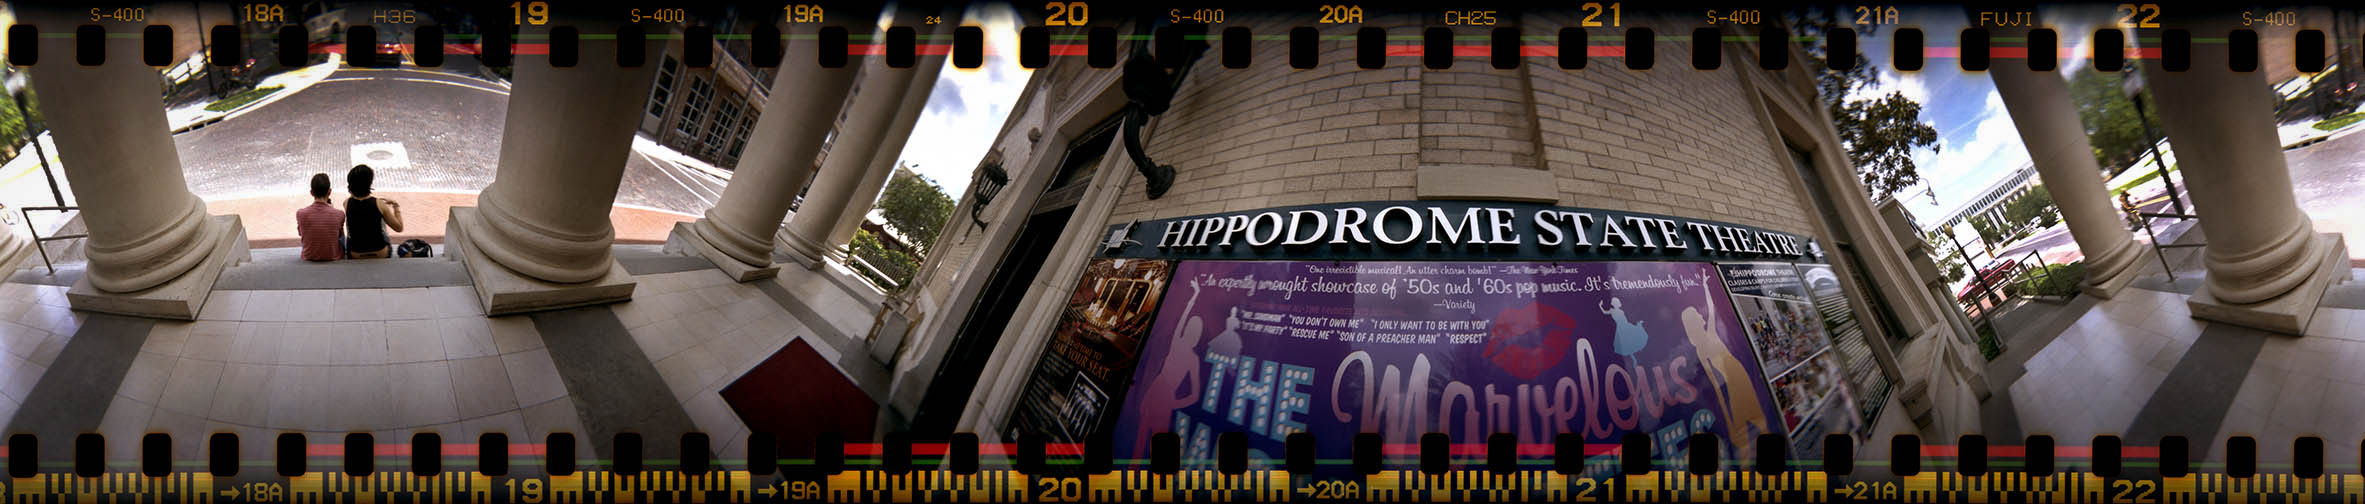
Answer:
xmin=719 ymin=339 xmax=877 ymax=457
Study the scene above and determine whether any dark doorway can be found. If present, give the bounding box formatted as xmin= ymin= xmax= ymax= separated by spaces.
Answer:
xmin=905 ymin=118 xmax=1121 ymax=436
xmin=907 ymin=206 xmax=1074 ymax=435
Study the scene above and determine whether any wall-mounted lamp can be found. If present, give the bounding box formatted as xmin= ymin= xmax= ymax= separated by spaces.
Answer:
xmin=970 ymin=161 xmax=1009 ymax=228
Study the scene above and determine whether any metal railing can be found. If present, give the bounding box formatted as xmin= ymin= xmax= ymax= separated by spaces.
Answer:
xmin=18 ymin=206 xmax=79 ymax=275
xmin=2137 ymin=210 xmax=2205 ymax=281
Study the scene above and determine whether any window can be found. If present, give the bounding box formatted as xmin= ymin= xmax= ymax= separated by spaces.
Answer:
xmin=677 ymin=75 xmax=714 ymax=138
xmin=707 ymin=95 xmax=743 ymax=153
xmin=729 ymin=110 xmax=756 ymax=158
xmin=647 ymin=56 xmax=679 ymax=117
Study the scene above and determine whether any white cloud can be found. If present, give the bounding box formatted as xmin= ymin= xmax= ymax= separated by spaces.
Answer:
xmin=891 ymin=4 xmax=1033 ymax=190
xmin=1919 ymin=88 xmax=2033 ymax=219
xmin=1848 ymin=68 xmax=1931 ymax=104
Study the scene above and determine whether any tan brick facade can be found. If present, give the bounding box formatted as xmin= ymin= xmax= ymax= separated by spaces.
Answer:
xmin=1101 ymin=14 xmax=1815 ymax=240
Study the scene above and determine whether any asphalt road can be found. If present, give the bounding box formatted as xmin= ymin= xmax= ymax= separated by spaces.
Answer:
xmin=171 ymin=67 xmax=726 ymax=214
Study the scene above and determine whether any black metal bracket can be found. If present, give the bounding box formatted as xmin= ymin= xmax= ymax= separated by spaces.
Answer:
xmin=1117 ymin=20 xmax=1209 ymax=200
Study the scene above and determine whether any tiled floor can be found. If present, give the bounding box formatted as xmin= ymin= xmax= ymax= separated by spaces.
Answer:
xmin=1995 ymin=275 xmax=2365 ymax=469
xmin=0 ymin=258 xmax=889 ymax=473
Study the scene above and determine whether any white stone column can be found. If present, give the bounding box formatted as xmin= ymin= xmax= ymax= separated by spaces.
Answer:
xmin=2141 ymin=18 xmax=2351 ymax=334
xmin=672 ymin=18 xmax=867 ymax=281
xmin=448 ymin=18 xmax=664 ymax=314
xmin=26 ymin=12 xmax=248 ymax=319
xmin=780 ymin=11 xmax=957 ymax=270
xmin=1986 ymin=42 xmax=2145 ymax=299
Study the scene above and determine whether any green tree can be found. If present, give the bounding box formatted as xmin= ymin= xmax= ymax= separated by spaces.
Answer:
xmin=877 ymin=169 xmax=954 ymax=254
xmin=1789 ymin=7 xmax=1943 ymax=200
xmin=850 ymin=229 xmax=921 ymax=291
xmin=0 ymin=86 xmax=43 ymax=159
xmin=1970 ymin=215 xmax=2005 ymax=246
xmin=2001 ymin=186 xmax=2058 ymax=231
xmin=2068 ymin=68 xmax=2159 ymax=177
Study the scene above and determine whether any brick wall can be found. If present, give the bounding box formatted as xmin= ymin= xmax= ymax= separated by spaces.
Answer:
xmin=1102 ymin=13 xmax=1817 ymax=237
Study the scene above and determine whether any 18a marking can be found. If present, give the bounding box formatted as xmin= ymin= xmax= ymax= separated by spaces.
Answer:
xmin=240 ymin=4 xmax=285 ymax=23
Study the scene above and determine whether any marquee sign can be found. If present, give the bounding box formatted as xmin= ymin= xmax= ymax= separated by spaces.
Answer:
xmin=1101 ymin=201 xmax=1819 ymax=263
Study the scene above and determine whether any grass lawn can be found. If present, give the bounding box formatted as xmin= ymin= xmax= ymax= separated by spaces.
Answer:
xmin=203 ymin=86 xmax=283 ymax=112
xmin=2316 ymin=111 xmax=2365 ymax=131
xmin=2110 ymin=164 xmax=2177 ymax=196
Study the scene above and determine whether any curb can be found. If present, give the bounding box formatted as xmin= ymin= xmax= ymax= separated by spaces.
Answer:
xmin=170 ymin=53 xmax=345 ymax=134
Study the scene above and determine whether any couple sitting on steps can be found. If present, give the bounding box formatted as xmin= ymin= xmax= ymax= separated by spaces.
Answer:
xmin=294 ymin=164 xmax=412 ymax=261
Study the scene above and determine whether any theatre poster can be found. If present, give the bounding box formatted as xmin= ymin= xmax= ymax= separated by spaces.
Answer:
xmin=1108 ymin=259 xmax=1782 ymax=472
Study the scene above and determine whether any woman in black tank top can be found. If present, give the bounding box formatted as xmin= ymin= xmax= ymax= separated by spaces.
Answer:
xmin=344 ymin=165 xmax=406 ymax=258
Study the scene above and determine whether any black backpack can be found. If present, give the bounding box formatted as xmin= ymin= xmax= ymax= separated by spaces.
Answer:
xmin=396 ymin=239 xmax=433 ymax=258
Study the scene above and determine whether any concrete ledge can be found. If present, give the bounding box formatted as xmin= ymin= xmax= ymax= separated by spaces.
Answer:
xmin=66 ymin=215 xmax=250 ymax=320
xmin=1414 ymin=164 xmax=1561 ymax=203
xmin=664 ymin=222 xmax=779 ymax=282
xmin=448 ymin=207 xmax=636 ymax=316
xmin=2188 ymin=233 xmax=2351 ymax=335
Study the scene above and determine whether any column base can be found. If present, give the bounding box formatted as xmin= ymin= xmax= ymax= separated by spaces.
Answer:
xmin=2077 ymin=257 xmax=2142 ymax=300
xmin=448 ymin=207 xmax=636 ymax=315
xmin=665 ymin=222 xmax=779 ymax=282
xmin=2187 ymin=233 xmax=2350 ymax=335
xmin=66 ymin=215 xmax=250 ymax=320
xmin=0 ymin=234 xmax=31 ymax=277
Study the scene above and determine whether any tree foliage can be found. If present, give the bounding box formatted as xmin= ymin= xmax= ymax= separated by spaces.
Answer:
xmin=1970 ymin=215 xmax=2006 ymax=246
xmin=2067 ymin=69 xmax=2160 ymax=177
xmin=2001 ymin=185 xmax=2058 ymax=231
xmin=0 ymin=86 xmax=43 ymax=159
xmin=850 ymin=229 xmax=920 ymax=291
xmin=1789 ymin=7 xmax=1942 ymax=200
xmin=876 ymin=169 xmax=954 ymax=254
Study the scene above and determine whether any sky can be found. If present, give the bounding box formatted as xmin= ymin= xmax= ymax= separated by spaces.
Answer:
xmin=1861 ymin=5 xmax=2118 ymax=225
xmin=886 ymin=3 xmax=1032 ymax=192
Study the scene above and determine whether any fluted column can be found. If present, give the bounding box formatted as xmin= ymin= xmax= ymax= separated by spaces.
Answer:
xmin=825 ymin=46 xmax=950 ymax=253
xmin=2141 ymin=16 xmax=2350 ymax=333
xmin=450 ymin=17 xmax=663 ymax=313
xmin=780 ymin=9 xmax=959 ymax=270
xmin=26 ymin=21 xmax=221 ymax=293
xmin=1986 ymin=27 xmax=2145 ymax=299
xmin=677 ymin=15 xmax=867 ymax=281
xmin=21 ymin=10 xmax=250 ymax=320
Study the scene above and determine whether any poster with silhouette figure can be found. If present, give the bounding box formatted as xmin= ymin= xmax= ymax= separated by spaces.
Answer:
xmin=1004 ymin=258 xmax=1176 ymax=444
xmin=1111 ymin=260 xmax=1780 ymax=475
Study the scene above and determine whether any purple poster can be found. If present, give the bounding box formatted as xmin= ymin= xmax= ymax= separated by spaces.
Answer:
xmin=1112 ymin=260 xmax=1782 ymax=469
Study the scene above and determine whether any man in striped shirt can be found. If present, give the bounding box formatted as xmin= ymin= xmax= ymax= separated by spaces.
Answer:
xmin=296 ymin=173 xmax=345 ymax=261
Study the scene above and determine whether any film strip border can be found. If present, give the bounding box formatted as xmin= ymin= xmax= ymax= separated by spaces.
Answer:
xmin=6 ymin=432 xmax=2365 ymax=501
xmin=0 ymin=21 xmax=2349 ymax=73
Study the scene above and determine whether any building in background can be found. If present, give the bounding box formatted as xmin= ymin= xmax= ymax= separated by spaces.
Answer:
xmin=869 ymin=12 xmax=1990 ymax=466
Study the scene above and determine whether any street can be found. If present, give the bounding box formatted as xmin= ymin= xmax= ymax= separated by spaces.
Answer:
xmin=1987 ymin=126 xmax=2365 ymax=270
xmin=169 ymin=66 xmax=726 ymax=215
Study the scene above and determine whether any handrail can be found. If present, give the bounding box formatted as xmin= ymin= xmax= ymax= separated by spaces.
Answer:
xmin=18 ymin=206 xmax=80 ymax=275
xmin=2135 ymin=209 xmax=2203 ymax=281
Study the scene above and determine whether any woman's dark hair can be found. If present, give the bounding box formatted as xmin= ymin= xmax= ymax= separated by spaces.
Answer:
xmin=347 ymin=164 xmax=374 ymax=198
xmin=310 ymin=173 xmax=331 ymax=199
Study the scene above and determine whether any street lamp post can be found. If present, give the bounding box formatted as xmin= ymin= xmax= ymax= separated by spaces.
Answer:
xmin=5 ymin=69 xmax=64 ymax=208
xmin=2120 ymin=71 xmax=2187 ymax=215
